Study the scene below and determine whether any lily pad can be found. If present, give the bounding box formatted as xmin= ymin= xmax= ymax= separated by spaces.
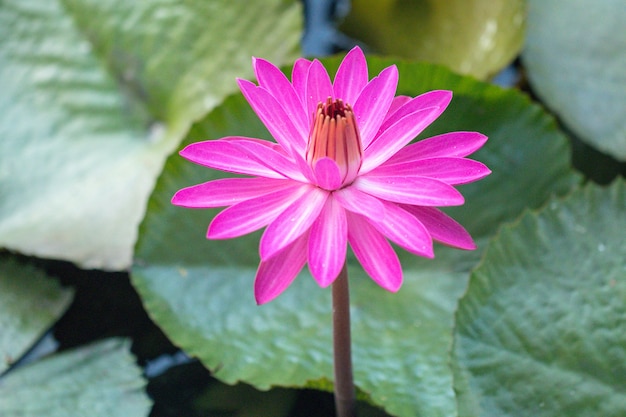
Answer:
xmin=131 ymin=57 xmax=579 ymax=416
xmin=0 ymin=338 xmax=151 ymax=417
xmin=454 ymin=180 xmax=626 ymax=416
xmin=0 ymin=256 xmax=73 ymax=374
xmin=0 ymin=0 xmax=302 ymax=270
xmin=340 ymin=0 xmax=525 ymax=79
xmin=195 ymin=381 xmax=297 ymax=417
xmin=522 ymin=0 xmax=626 ymax=161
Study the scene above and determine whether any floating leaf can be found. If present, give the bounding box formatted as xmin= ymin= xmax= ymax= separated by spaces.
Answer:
xmin=454 ymin=180 xmax=626 ymax=417
xmin=0 ymin=0 xmax=302 ymax=269
xmin=195 ymin=381 xmax=296 ymax=417
xmin=522 ymin=0 xmax=626 ymax=161
xmin=0 ymin=256 xmax=73 ymax=374
xmin=132 ymin=57 xmax=579 ymax=416
xmin=340 ymin=0 xmax=525 ymax=79
xmin=0 ymin=338 xmax=151 ymax=417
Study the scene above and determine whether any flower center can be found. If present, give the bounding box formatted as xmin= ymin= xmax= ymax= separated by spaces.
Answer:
xmin=306 ymin=98 xmax=363 ymax=187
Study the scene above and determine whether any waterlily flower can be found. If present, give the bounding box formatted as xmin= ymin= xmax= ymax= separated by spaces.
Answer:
xmin=172 ymin=47 xmax=490 ymax=304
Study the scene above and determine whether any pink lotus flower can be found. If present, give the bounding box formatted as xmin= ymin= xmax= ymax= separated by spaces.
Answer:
xmin=172 ymin=47 xmax=490 ymax=304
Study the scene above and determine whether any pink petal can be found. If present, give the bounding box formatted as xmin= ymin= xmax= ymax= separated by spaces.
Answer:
xmin=333 ymin=46 xmax=368 ymax=106
xmin=402 ymin=206 xmax=476 ymax=250
xmin=172 ymin=177 xmax=292 ymax=208
xmin=179 ymin=139 xmax=286 ymax=179
xmin=367 ymin=157 xmax=492 ymax=185
xmin=334 ymin=186 xmax=385 ymax=218
xmin=335 ymin=188 xmax=440 ymax=256
xmin=292 ymin=151 xmax=318 ymax=184
xmin=313 ymin=157 xmax=343 ymax=190
xmin=346 ymin=212 xmax=402 ymax=292
xmin=384 ymin=95 xmax=411 ymax=122
xmin=386 ymin=132 xmax=489 ymax=164
xmin=354 ymin=175 xmax=465 ymax=206
xmin=368 ymin=201 xmax=434 ymax=258
xmin=337 ymin=185 xmax=433 ymax=257
xmin=360 ymin=107 xmax=443 ymax=173
xmin=353 ymin=65 xmax=399 ymax=147
xmin=221 ymin=135 xmax=286 ymax=150
xmin=255 ymin=233 xmax=309 ymax=304
xmin=253 ymin=58 xmax=309 ymax=136
xmin=229 ymin=139 xmax=308 ymax=182
xmin=291 ymin=58 xmax=312 ymax=107
xmin=238 ymin=79 xmax=306 ymax=154
xmin=207 ymin=182 xmax=308 ymax=239
xmin=308 ymin=197 xmax=347 ymax=287
xmin=378 ymin=90 xmax=452 ymax=136
xmin=260 ymin=186 xmax=329 ymax=260
xmin=305 ymin=60 xmax=334 ymax=123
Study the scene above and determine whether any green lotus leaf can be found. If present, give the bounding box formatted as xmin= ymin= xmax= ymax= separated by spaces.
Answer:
xmin=0 ymin=338 xmax=151 ymax=417
xmin=0 ymin=0 xmax=302 ymax=269
xmin=454 ymin=180 xmax=626 ymax=417
xmin=340 ymin=0 xmax=525 ymax=79
xmin=522 ymin=0 xmax=626 ymax=161
xmin=0 ymin=256 xmax=73 ymax=374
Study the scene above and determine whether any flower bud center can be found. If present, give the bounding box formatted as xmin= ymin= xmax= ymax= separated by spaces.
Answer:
xmin=306 ymin=98 xmax=363 ymax=187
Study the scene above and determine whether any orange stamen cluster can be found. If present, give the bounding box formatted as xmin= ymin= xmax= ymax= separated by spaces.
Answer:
xmin=306 ymin=98 xmax=363 ymax=187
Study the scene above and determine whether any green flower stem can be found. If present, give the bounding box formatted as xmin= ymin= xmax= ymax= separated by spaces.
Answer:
xmin=332 ymin=263 xmax=356 ymax=417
